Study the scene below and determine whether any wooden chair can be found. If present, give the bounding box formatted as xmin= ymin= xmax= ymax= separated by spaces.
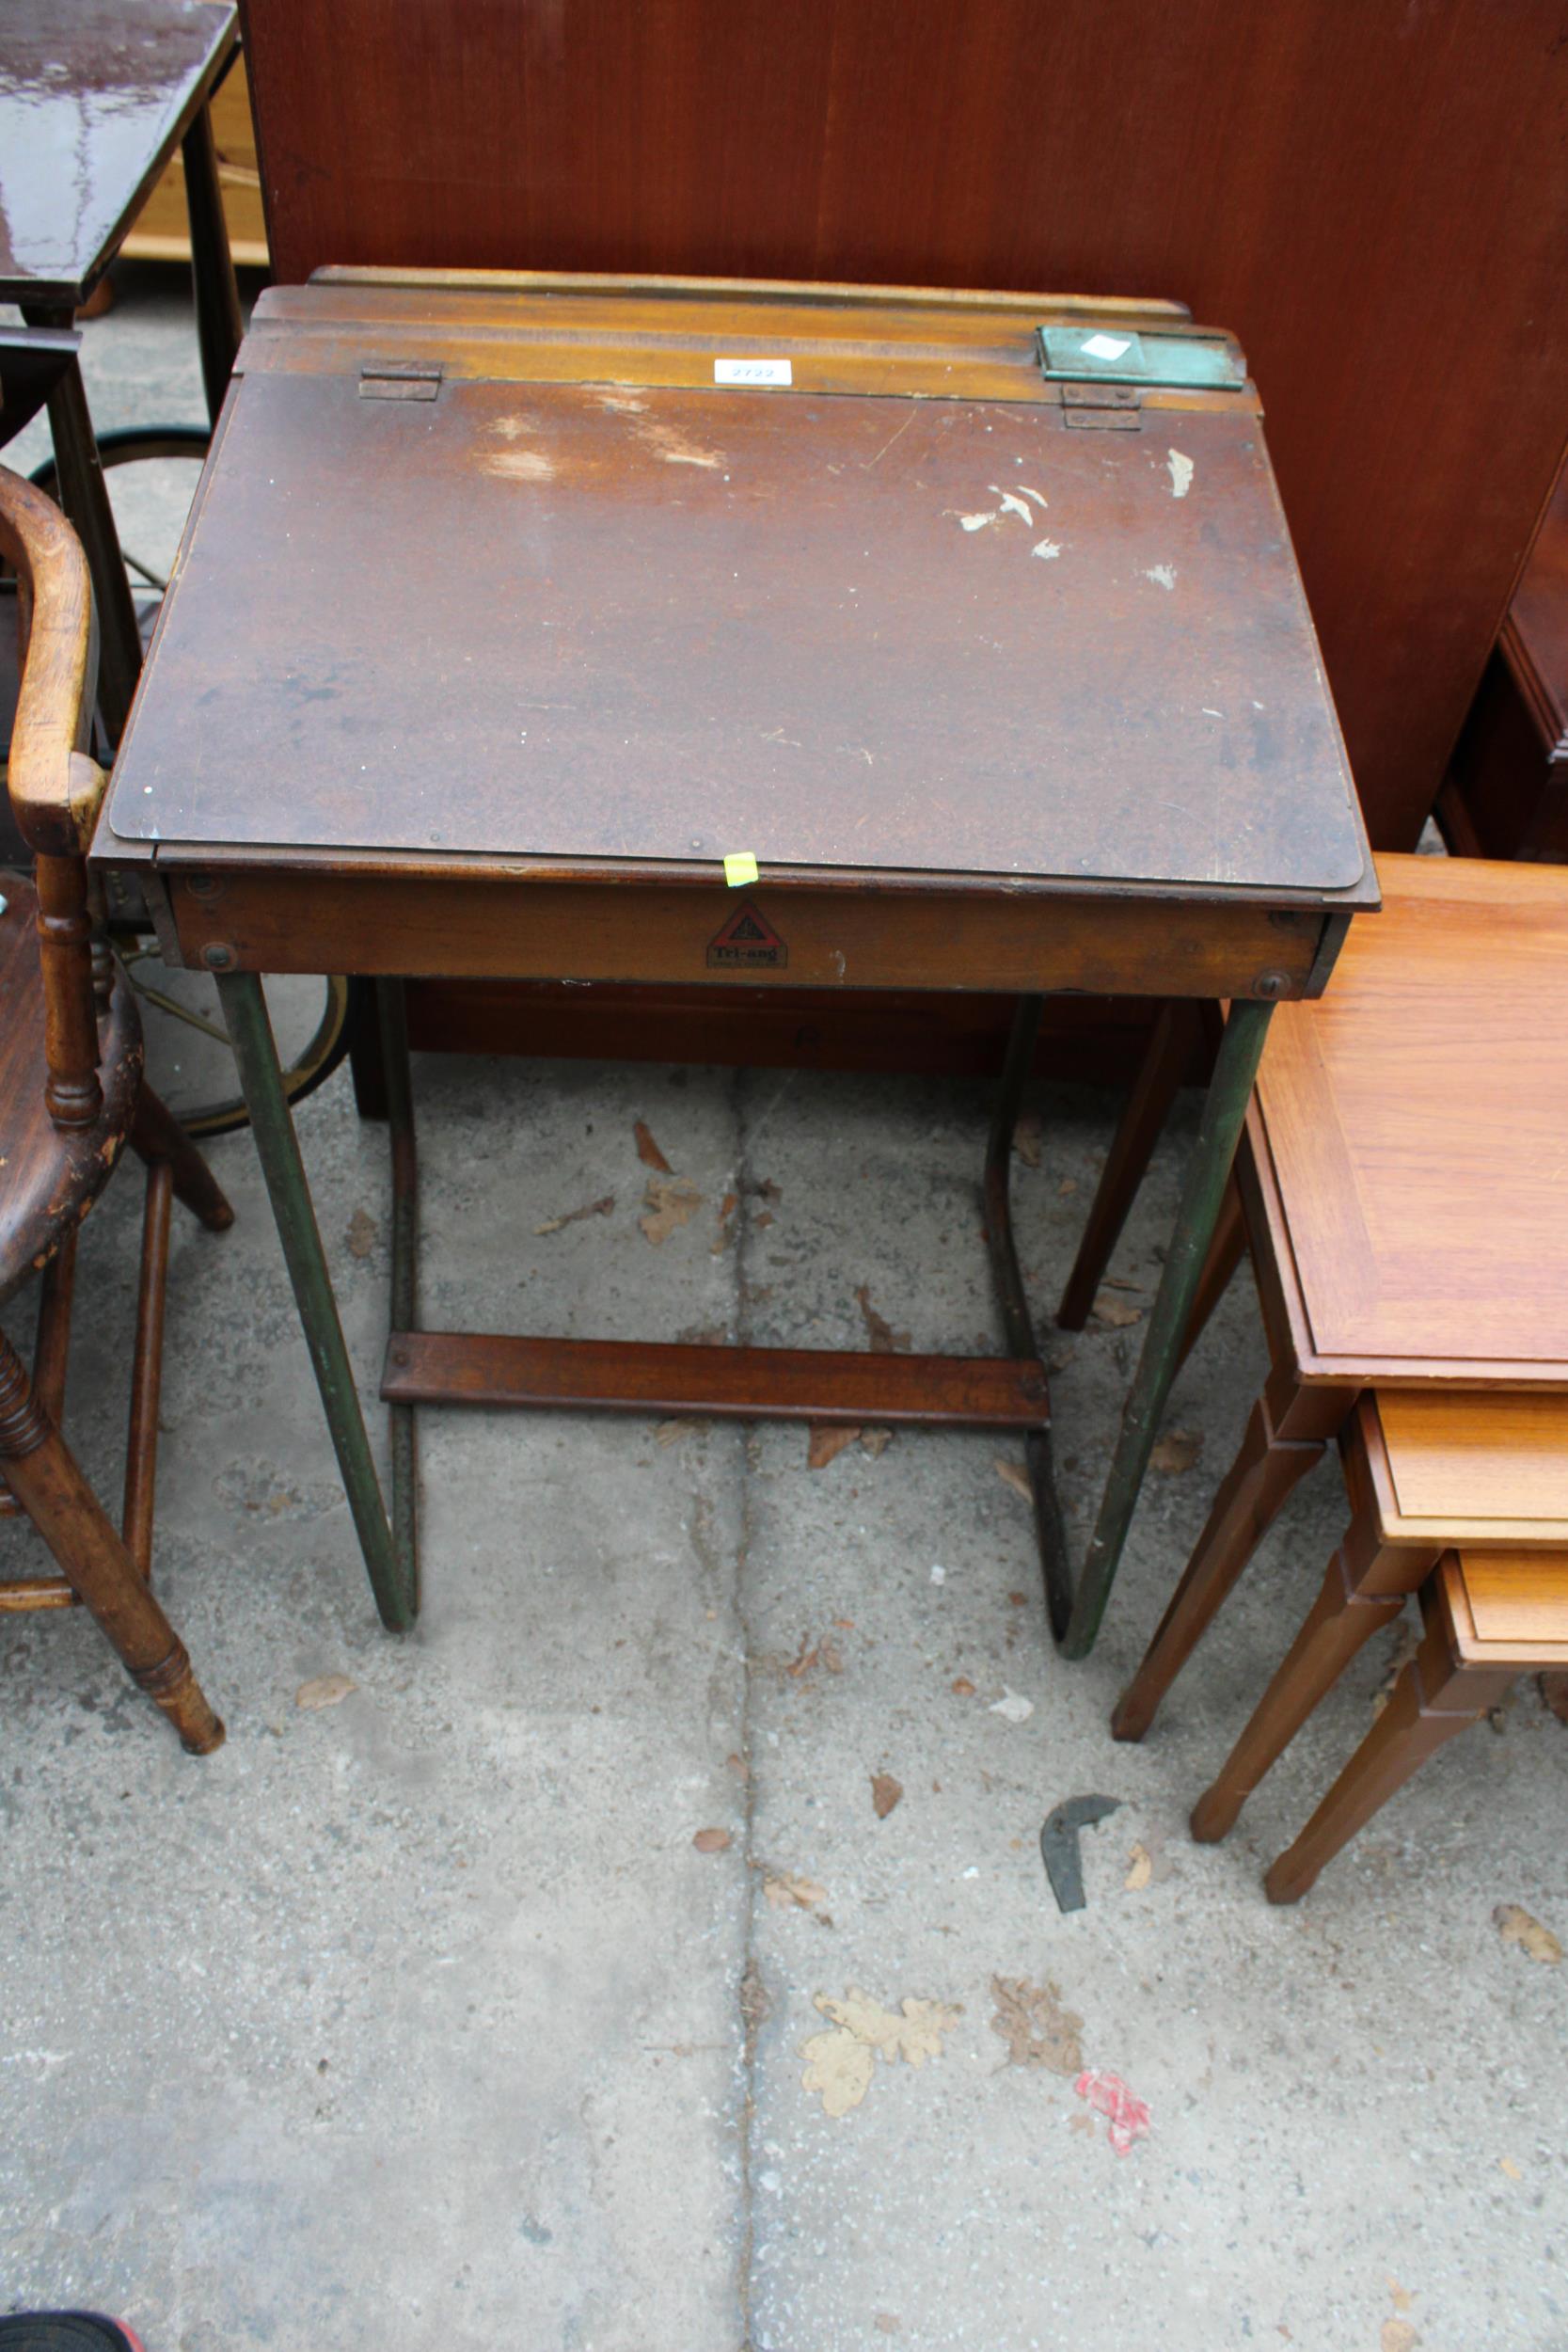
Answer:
xmin=1054 ymin=854 xmax=1568 ymax=1755
xmin=1265 ymin=1542 xmax=1568 ymax=1902
xmin=1 ymin=463 xmax=228 ymax=1751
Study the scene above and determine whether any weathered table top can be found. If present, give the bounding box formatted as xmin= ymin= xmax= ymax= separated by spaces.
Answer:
xmin=103 ymin=274 xmax=1373 ymax=914
xmin=0 ymin=0 xmax=237 ymax=307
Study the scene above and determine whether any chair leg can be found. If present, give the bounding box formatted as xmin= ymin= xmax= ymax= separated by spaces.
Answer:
xmin=131 ymin=1084 xmax=235 ymax=1232
xmin=0 ymin=1327 xmax=223 ymax=1751
xmin=1111 ymin=1377 xmax=1329 ymax=1740
xmin=1189 ymin=1521 xmax=1418 ymax=1844
xmin=122 ymin=1159 xmax=173 ymax=1580
xmin=1263 ymin=1593 xmax=1513 ymax=1903
xmin=1057 ymin=1000 xmax=1201 ymax=1330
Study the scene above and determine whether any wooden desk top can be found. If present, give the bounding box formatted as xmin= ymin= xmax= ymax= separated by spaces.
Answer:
xmin=0 ymin=0 xmax=237 ymax=308
xmin=1252 ymin=854 xmax=1568 ymax=1385
xmin=102 ymin=274 xmax=1370 ymax=912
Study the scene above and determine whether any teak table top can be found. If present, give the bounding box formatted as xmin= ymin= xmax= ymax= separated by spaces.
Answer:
xmin=1249 ymin=853 xmax=1568 ymax=1386
xmin=101 ymin=272 xmax=1372 ymax=961
xmin=1367 ymin=1391 xmax=1568 ymax=1547
xmin=0 ymin=0 xmax=238 ymax=309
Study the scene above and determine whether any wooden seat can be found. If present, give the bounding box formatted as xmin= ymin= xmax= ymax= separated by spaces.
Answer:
xmin=1263 ymin=1537 xmax=1568 ymax=1903
xmin=0 ymin=461 xmax=229 ymax=1749
xmin=1053 ymin=853 xmax=1568 ymax=1758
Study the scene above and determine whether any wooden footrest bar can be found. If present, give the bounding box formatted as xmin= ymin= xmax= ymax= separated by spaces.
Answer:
xmin=381 ymin=1331 xmax=1050 ymax=1427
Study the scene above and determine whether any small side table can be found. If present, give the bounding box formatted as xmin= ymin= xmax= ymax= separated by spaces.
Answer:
xmin=0 ymin=0 xmax=243 ymax=740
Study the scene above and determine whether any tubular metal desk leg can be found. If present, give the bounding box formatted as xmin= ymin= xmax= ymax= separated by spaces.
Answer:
xmin=216 ymin=972 xmax=414 ymax=1631
xmin=983 ymin=996 xmax=1074 ymax=1641
xmin=376 ymin=979 xmax=420 ymax=1615
xmin=182 ymin=100 xmax=244 ymax=426
xmin=1062 ymin=998 xmax=1274 ymax=1660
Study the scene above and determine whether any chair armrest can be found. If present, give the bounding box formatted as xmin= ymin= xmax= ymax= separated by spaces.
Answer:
xmin=0 ymin=464 xmax=99 ymax=856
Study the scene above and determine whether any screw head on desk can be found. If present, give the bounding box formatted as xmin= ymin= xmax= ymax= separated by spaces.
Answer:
xmin=200 ymin=942 xmax=236 ymax=970
xmin=1251 ymin=969 xmax=1293 ymax=1000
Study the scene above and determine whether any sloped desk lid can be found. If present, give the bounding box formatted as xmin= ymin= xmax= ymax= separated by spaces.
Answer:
xmin=106 ymin=278 xmax=1372 ymax=901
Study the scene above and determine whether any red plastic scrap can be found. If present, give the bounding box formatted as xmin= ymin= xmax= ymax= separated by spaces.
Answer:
xmin=1073 ymin=2068 xmax=1151 ymax=2156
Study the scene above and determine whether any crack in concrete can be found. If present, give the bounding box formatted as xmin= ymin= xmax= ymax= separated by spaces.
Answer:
xmin=729 ymin=1061 xmax=765 ymax=2352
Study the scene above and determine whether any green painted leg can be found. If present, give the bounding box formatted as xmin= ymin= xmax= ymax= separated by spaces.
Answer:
xmin=376 ymin=978 xmax=420 ymax=1616
xmin=216 ymin=973 xmax=414 ymax=1631
xmin=1062 ymin=997 xmax=1274 ymax=1659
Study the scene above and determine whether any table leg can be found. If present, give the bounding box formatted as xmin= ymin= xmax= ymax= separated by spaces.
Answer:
xmin=1062 ymin=996 xmax=1274 ymax=1659
xmin=376 ymin=978 xmax=420 ymax=1614
xmin=216 ymin=972 xmax=414 ymax=1631
xmin=21 ymin=313 xmax=142 ymax=744
xmin=182 ymin=99 xmax=244 ymax=427
xmin=983 ymin=995 xmax=1073 ymax=1639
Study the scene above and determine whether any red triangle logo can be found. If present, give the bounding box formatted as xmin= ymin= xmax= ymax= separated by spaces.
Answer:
xmin=707 ymin=898 xmax=787 ymax=968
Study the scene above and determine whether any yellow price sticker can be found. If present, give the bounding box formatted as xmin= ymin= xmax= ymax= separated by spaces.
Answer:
xmin=723 ymin=851 xmax=759 ymax=888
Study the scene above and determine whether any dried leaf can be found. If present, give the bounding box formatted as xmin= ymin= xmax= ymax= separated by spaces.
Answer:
xmin=855 ymin=1283 xmax=911 ymax=1353
xmin=994 ymin=1458 xmax=1032 ymax=1502
xmin=295 ymin=1673 xmax=356 ymax=1711
xmin=874 ymin=2318 xmax=900 ymax=2337
xmin=534 ymin=1192 xmax=615 ymax=1236
xmin=634 ymin=1119 xmax=673 ymax=1171
xmin=692 ymin=1827 xmax=732 ymax=1853
xmin=818 ymin=1639 xmax=844 ymax=1675
xmin=1380 ymin=2324 xmax=1418 ymax=2352
xmin=1124 ymin=1842 xmax=1153 ymax=1891
xmin=1387 ymin=2281 xmax=1414 ymax=2314
xmin=655 ymin=1421 xmax=685 ymax=1446
xmin=800 ymin=2028 xmax=876 ymax=2117
xmin=814 ymin=1988 xmax=962 ymax=2069
xmin=764 ymin=1869 xmax=830 ymax=1912
xmin=1150 ymin=1428 xmax=1203 ymax=1475
xmin=346 ymin=1208 xmax=378 ymax=1259
xmin=1499 ymin=2155 xmax=1523 ymax=2181
xmin=990 ymin=1976 xmax=1083 ymax=2075
xmin=639 ymin=1175 xmax=704 ymax=1245
xmin=990 ymin=1687 xmax=1035 ymax=1724
xmin=1013 ymin=1111 xmax=1043 ymax=1168
xmin=871 ymin=1772 xmax=904 ymax=1820
xmin=807 ymin=1423 xmax=861 ymax=1470
xmin=860 ymin=1426 xmax=893 ymax=1458
xmin=711 ymin=1191 xmax=739 ymax=1253
xmin=1540 ymin=1672 xmax=1568 ymax=1724
xmin=754 ymin=1210 xmax=775 ymax=1229
xmin=1495 ymin=1903 xmax=1561 ymax=1964
xmin=1057 ymin=1177 xmax=1078 ymax=1198
xmin=1092 ymin=1291 xmax=1142 ymax=1328
xmin=951 ymin=1676 xmax=976 ymax=1697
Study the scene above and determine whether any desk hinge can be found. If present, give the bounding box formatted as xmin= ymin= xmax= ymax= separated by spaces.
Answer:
xmin=358 ymin=360 xmax=444 ymax=402
xmin=1061 ymin=382 xmax=1143 ymax=432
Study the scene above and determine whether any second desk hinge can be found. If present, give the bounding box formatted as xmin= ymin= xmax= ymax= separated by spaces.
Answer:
xmin=358 ymin=360 xmax=444 ymax=402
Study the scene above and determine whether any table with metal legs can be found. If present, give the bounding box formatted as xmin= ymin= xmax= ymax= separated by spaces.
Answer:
xmin=96 ymin=270 xmax=1372 ymax=1657
xmin=0 ymin=0 xmax=244 ymax=742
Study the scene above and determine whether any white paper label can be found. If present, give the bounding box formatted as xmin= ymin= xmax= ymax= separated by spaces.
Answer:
xmin=714 ymin=358 xmax=793 ymax=387
xmin=1081 ymin=333 xmax=1132 ymax=361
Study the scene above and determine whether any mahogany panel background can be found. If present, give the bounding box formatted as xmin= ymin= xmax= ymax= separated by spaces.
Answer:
xmin=238 ymin=0 xmax=1568 ymax=853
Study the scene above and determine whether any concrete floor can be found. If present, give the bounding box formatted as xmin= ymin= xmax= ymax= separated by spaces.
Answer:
xmin=3 ymin=272 xmax=1567 ymax=2352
